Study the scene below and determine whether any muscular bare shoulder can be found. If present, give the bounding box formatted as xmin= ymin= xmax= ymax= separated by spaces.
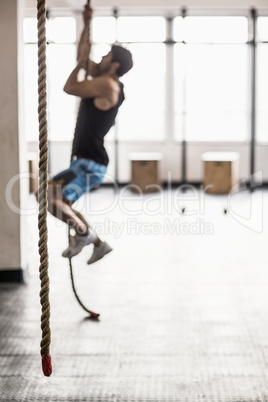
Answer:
xmin=64 ymin=75 xmax=120 ymax=110
xmin=93 ymin=77 xmax=120 ymax=111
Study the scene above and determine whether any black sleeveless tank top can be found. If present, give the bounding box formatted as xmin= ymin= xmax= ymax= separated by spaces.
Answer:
xmin=74 ymin=82 xmax=125 ymax=165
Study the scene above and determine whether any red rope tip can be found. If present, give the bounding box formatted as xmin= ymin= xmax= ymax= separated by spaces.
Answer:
xmin=90 ymin=312 xmax=100 ymax=318
xmin=42 ymin=354 xmax=52 ymax=377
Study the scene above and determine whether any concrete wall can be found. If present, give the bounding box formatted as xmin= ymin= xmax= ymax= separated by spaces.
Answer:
xmin=0 ymin=0 xmax=27 ymax=277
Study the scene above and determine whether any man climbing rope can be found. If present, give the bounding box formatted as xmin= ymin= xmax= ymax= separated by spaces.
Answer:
xmin=47 ymin=5 xmax=133 ymax=264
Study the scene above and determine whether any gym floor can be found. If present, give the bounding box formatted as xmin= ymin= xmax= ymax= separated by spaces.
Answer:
xmin=1 ymin=186 xmax=268 ymax=401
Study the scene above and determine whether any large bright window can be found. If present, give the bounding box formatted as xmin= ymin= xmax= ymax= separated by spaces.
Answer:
xmin=182 ymin=16 xmax=248 ymax=43
xmin=256 ymin=17 xmax=268 ymax=142
xmin=91 ymin=16 xmax=166 ymax=142
xmin=173 ymin=16 xmax=249 ymax=142
xmin=91 ymin=17 xmax=116 ymax=44
xmin=47 ymin=44 xmax=76 ymax=141
xmin=257 ymin=17 xmax=268 ymax=41
xmin=184 ymin=44 xmax=248 ymax=141
xmin=117 ymin=17 xmax=166 ymax=141
xmin=118 ymin=43 xmax=166 ymax=141
xmin=23 ymin=17 xmax=76 ymax=142
xmin=117 ymin=17 xmax=166 ymax=42
xmin=23 ymin=12 xmax=268 ymax=149
xmin=173 ymin=44 xmax=185 ymax=142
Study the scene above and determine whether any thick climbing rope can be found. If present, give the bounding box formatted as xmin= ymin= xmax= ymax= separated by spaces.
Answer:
xmin=71 ymin=0 xmax=91 ymax=161
xmin=37 ymin=0 xmax=52 ymax=376
xmin=69 ymin=0 xmax=100 ymax=319
xmin=69 ymin=258 xmax=99 ymax=318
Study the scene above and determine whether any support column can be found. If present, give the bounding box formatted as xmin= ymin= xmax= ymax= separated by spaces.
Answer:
xmin=0 ymin=0 xmax=27 ymax=282
xmin=249 ymin=8 xmax=257 ymax=188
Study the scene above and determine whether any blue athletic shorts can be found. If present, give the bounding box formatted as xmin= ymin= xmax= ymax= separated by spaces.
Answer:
xmin=52 ymin=158 xmax=107 ymax=202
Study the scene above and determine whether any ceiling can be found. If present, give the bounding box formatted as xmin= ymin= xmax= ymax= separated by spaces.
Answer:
xmin=25 ymin=0 xmax=86 ymax=8
xmin=25 ymin=0 xmax=268 ymax=10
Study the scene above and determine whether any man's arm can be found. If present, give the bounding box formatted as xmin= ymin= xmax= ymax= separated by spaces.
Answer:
xmin=63 ymin=62 xmax=120 ymax=110
xmin=76 ymin=7 xmax=101 ymax=77
xmin=77 ymin=25 xmax=91 ymax=64
xmin=77 ymin=5 xmax=94 ymax=72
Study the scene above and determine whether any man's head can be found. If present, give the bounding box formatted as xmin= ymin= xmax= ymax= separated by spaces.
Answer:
xmin=98 ymin=45 xmax=133 ymax=78
xmin=111 ymin=45 xmax=133 ymax=77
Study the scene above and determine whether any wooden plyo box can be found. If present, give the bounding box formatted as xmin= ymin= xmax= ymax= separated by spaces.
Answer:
xmin=129 ymin=152 xmax=163 ymax=193
xmin=202 ymin=152 xmax=240 ymax=194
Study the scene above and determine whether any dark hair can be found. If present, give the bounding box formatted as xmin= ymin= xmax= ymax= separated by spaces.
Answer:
xmin=111 ymin=45 xmax=133 ymax=77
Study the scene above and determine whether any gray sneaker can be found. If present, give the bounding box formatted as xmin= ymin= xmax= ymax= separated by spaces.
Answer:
xmin=87 ymin=242 xmax=113 ymax=265
xmin=62 ymin=231 xmax=95 ymax=259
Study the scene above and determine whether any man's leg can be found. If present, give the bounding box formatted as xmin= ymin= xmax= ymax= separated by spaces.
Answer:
xmin=47 ymin=180 xmax=111 ymax=261
xmin=68 ymin=202 xmax=112 ymax=262
xmin=47 ymin=180 xmax=99 ymax=257
xmin=47 ymin=180 xmax=87 ymax=234
xmin=72 ymin=209 xmax=101 ymax=246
